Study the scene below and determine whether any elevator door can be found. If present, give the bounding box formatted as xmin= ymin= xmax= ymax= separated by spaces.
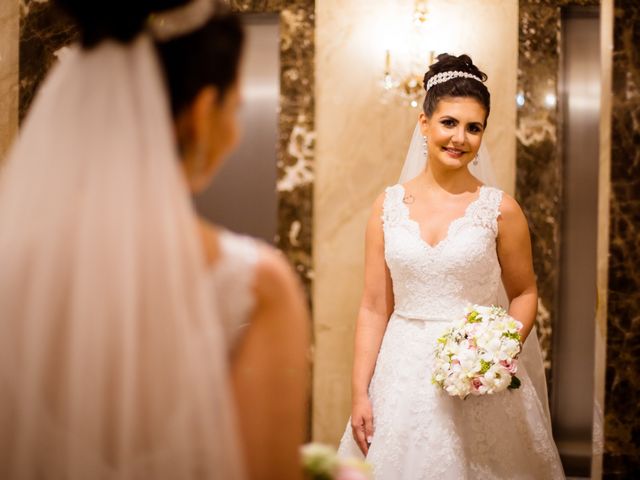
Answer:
xmin=554 ymin=6 xmax=600 ymax=478
xmin=194 ymin=14 xmax=279 ymax=243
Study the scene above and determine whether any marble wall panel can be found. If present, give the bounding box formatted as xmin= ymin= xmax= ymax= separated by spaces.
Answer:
xmin=313 ymin=0 xmax=519 ymax=443
xmin=230 ymin=0 xmax=316 ymax=299
xmin=520 ymin=0 xmax=640 ymax=475
xmin=313 ymin=0 xmax=416 ymax=441
xmin=517 ymin=1 xmax=562 ymax=380
xmin=19 ymin=0 xmax=77 ymax=121
xmin=602 ymin=1 xmax=640 ymax=476
xmin=0 ymin=0 xmax=19 ymax=161
xmin=517 ymin=0 xmax=599 ymax=390
xmin=592 ymin=1 xmax=612 ymax=476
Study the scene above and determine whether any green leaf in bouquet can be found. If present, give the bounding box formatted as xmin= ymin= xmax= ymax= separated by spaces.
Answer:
xmin=508 ymin=375 xmax=521 ymax=390
xmin=502 ymin=331 xmax=521 ymax=341
xmin=479 ymin=359 xmax=491 ymax=374
xmin=466 ymin=311 xmax=482 ymax=323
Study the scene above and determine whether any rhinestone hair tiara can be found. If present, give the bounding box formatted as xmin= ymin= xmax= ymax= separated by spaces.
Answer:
xmin=425 ymin=71 xmax=483 ymax=92
xmin=148 ymin=0 xmax=221 ymax=42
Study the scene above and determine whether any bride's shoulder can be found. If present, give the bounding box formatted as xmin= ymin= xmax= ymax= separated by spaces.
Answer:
xmin=220 ymin=230 xmax=296 ymax=293
xmin=209 ymin=226 xmax=305 ymax=309
xmin=495 ymin=192 xmax=530 ymax=232
xmin=252 ymin=243 xmax=306 ymax=308
xmin=382 ymin=183 xmax=405 ymax=195
xmin=376 ymin=183 xmax=406 ymax=205
xmin=368 ymin=183 xmax=404 ymax=219
xmin=495 ymin=191 xmax=524 ymax=217
xmin=201 ymin=222 xmax=291 ymax=287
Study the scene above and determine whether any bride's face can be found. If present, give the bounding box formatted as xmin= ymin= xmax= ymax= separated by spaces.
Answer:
xmin=419 ymin=97 xmax=487 ymax=171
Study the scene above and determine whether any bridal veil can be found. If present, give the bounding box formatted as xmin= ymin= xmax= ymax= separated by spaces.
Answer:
xmin=0 ymin=32 xmax=244 ymax=479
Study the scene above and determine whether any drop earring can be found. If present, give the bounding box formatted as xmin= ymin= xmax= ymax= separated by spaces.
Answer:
xmin=422 ymin=136 xmax=428 ymax=158
xmin=473 ymin=154 xmax=479 ymax=166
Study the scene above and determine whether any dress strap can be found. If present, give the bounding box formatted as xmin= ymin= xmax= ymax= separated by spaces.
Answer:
xmin=381 ymin=184 xmax=406 ymax=228
xmin=219 ymin=231 xmax=260 ymax=267
xmin=468 ymin=186 xmax=504 ymax=234
xmin=213 ymin=231 xmax=260 ymax=349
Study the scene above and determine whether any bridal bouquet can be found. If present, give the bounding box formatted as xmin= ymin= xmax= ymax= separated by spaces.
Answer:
xmin=301 ymin=443 xmax=372 ymax=480
xmin=432 ymin=305 xmax=523 ymax=399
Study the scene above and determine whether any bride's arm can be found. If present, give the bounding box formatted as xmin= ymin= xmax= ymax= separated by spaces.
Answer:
xmin=351 ymin=193 xmax=395 ymax=454
xmin=496 ymin=194 xmax=538 ymax=342
xmin=231 ymin=247 xmax=310 ymax=480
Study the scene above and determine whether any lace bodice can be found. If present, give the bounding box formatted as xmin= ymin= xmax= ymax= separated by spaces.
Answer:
xmin=208 ymin=230 xmax=260 ymax=351
xmin=382 ymin=184 xmax=504 ymax=320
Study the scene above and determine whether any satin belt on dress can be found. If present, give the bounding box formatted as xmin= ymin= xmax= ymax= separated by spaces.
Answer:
xmin=393 ymin=310 xmax=456 ymax=323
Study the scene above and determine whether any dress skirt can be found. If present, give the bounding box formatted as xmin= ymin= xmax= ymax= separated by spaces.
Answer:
xmin=337 ymin=312 xmax=565 ymax=480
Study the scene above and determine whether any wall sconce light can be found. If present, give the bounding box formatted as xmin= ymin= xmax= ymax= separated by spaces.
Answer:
xmin=544 ymin=92 xmax=557 ymax=108
xmin=382 ymin=0 xmax=434 ymax=108
xmin=413 ymin=0 xmax=429 ymax=25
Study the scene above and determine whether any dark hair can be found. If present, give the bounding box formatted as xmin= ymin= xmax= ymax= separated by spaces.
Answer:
xmin=423 ymin=53 xmax=490 ymax=126
xmin=54 ymin=0 xmax=244 ymax=117
xmin=155 ymin=14 xmax=244 ymax=116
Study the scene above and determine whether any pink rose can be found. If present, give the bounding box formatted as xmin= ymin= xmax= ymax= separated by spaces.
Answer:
xmin=500 ymin=360 xmax=518 ymax=374
xmin=471 ymin=377 xmax=483 ymax=390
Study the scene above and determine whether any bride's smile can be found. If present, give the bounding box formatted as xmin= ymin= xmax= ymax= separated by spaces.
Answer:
xmin=442 ymin=146 xmax=469 ymax=160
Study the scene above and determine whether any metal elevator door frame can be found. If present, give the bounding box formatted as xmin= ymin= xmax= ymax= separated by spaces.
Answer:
xmin=554 ymin=5 xmax=600 ymax=477
xmin=194 ymin=14 xmax=280 ymax=244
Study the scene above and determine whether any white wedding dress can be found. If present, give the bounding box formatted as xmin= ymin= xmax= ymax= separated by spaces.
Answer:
xmin=337 ymin=184 xmax=565 ymax=479
xmin=209 ymin=229 xmax=260 ymax=352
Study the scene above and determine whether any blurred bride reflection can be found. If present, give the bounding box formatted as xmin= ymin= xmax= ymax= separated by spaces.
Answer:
xmin=0 ymin=1 xmax=308 ymax=479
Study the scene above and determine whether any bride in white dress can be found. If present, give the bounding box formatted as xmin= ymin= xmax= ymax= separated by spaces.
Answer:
xmin=337 ymin=54 xmax=565 ymax=479
xmin=0 ymin=1 xmax=308 ymax=478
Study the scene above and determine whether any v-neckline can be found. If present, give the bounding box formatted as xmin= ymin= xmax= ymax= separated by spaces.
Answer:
xmin=398 ymin=184 xmax=486 ymax=250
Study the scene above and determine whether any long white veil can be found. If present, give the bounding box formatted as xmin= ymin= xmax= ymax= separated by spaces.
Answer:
xmin=398 ymin=122 xmax=553 ymax=428
xmin=0 ymin=35 xmax=245 ymax=479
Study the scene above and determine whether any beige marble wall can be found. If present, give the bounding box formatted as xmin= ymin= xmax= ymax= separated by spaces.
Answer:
xmin=313 ymin=0 xmax=519 ymax=443
xmin=0 ymin=0 xmax=19 ymax=162
xmin=592 ymin=1 xmax=612 ymax=475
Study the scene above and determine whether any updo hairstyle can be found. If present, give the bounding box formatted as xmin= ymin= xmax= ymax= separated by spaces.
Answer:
xmin=423 ymin=53 xmax=490 ymax=126
xmin=54 ymin=0 xmax=245 ymax=117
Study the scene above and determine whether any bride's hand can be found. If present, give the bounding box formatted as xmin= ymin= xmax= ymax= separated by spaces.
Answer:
xmin=351 ymin=395 xmax=374 ymax=455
